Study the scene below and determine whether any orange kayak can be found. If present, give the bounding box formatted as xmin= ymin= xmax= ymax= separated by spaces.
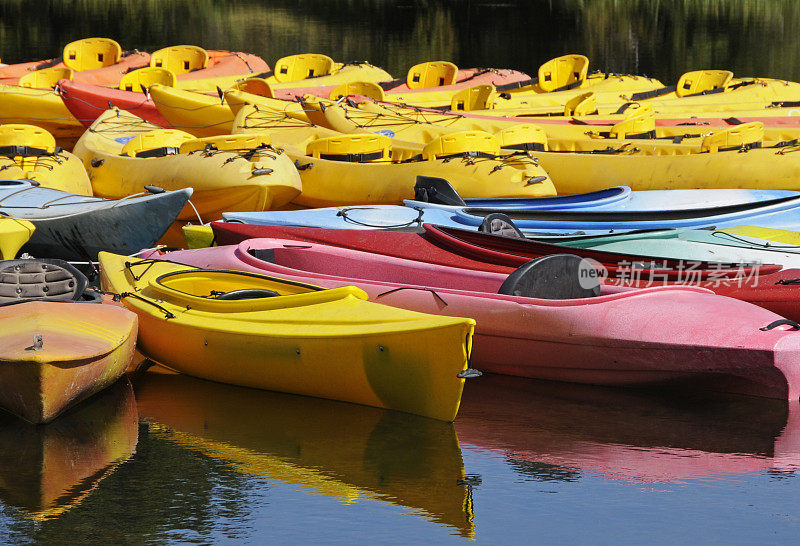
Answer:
xmin=0 ymin=301 xmax=138 ymax=423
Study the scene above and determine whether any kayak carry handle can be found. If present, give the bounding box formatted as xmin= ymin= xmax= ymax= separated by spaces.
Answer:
xmin=760 ymin=319 xmax=800 ymax=331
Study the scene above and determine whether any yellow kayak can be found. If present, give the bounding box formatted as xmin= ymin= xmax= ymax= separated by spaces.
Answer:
xmin=148 ymin=84 xmax=311 ymax=137
xmin=330 ymin=101 xmax=800 ymax=144
xmin=317 ymin=99 xmax=800 ymax=192
xmin=232 ymin=104 xmax=556 ymax=205
xmin=134 ymin=370 xmax=474 ymax=536
xmin=99 ymin=253 xmax=476 ymax=422
xmin=0 ymin=299 xmax=138 ymax=424
xmin=0 ymin=218 xmax=35 ymax=259
xmin=460 ymin=76 xmax=800 ymax=117
xmin=72 ymin=108 xmax=302 ymax=222
xmin=718 ymin=226 xmax=800 ymax=246
xmin=0 ymin=85 xmax=85 ymax=149
xmin=388 ymin=74 xmax=665 ymax=111
xmin=0 ymin=124 xmax=92 ymax=195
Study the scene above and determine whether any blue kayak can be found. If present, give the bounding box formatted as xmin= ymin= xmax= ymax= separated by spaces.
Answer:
xmin=223 ymin=189 xmax=800 ymax=234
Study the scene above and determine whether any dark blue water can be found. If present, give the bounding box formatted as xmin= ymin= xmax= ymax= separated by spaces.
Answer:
xmin=1 ymin=371 xmax=799 ymax=542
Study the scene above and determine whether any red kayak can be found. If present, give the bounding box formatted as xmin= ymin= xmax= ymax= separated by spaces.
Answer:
xmin=210 ymin=221 xmax=800 ymax=320
xmin=59 ymin=79 xmax=171 ymax=127
xmin=143 ymin=239 xmax=800 ymax=400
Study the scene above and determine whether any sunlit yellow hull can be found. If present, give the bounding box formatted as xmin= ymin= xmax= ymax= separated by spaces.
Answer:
xmin=149 ymin=84 xmax=311 ymax=136
xmin=319 ymin=99 xmax=800 ymax=192
xmin=72 ymin=108 xmax=302 ymax=222
xmin=100 ymin=253 xmax=475 ymax=422
xmin=718 ymin=226 xmax=800 ymax=246
xmin=0 ymin=301 xmax=138 ymax=424
xmin=387 ymin=74 xmax=665 ymax=109
xmin=0 ymin=218 xmax=35 ymax=259
xmin=0 ymin=85 xmax=84 ymax=149
xmin=232 ymin=106 xmax=556 ymax=206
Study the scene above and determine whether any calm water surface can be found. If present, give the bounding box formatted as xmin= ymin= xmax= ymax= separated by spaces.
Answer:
xmin=3 ymin=1 xmax=800 ymax=542
xmin=1 ymin=372 xmax=799 ymax=542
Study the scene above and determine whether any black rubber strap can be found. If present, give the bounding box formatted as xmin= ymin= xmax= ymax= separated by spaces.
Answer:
xmin=591 ymin=130 xmax=657 ymax=140
xmin=613 ymin=103 xmax=635 ymax=114
xmin=0 ymin=145 xmax=57 ymax=157
xmin=683 ymin=86 xmax=725 ymax=98
xmin=501 ymin=142 xmax=545 ymax=152
xmin=770 ymin=100 xmax=800 ymax=108
xmin=714 ymin=142 xmax=762 ymax=152
xmin=318 ymin=150 xmax=384 ymax=162
xmin=627 ymin=85 xmax=677 ymax=101
xmin=434 ymin=151 xmax=497 ymax=160
xmin=495 ymin=77 xmax=537 ymax=92
xmin=135 ymin=147 xmax=181 ymax=158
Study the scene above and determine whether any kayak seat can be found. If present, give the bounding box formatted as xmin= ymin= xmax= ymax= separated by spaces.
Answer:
xmin=700 ymin=122 xmax=764 ymax=153
xmin=538 ymin=54 xmax=589 ymax=92
xmin=0 ymin=259 xmax=88 ymax=305
xmin=306 ymin=134 xmax=392 ymax=162
xmin=273 ymin=53 xmax=334 ymax=83
xmin=413 ymin=175 xmax=466 ymax=206
xmin=609 ymin=106 xmax=656 ymax=139
xmin=450 ymin=85 xmax=496 ymax=111
xmin=150 ymin=45 xmax=208 ymax=74
xmin=63 ymin=37 xmax=122 ymax=71
xmin=120 ymin=129 xmax=195 ymax=158
xmin=118 ymin=67 xmax=177 ymax=92
xmin=329 ymin=81 xmax=386 ymax=101
xmin=478 ymin=213 xmax=525 ymax=239
xmin=563 ymin=92 xmax=596 ymax=116
xmin=215 ymin=289 xmax=280 ymax=300
xmin=495 ymin=125 xmax=548 ymax=152
xmin=675 ymin=70 xmax=733 ymax=98
xmin=406 ymin=61 xmax=458 ymax=89
xmin=18 ymin=67 xmax=74 ymax=89
xmin=232 ymin=77 xmax=274 ymax=97
xmin=498 ymin=254 xmax=601 ymax=300
xmin=422 ymin=131 xmax=500 ymax=160
xmin=0 ymin=125 xmax=58 ymax=157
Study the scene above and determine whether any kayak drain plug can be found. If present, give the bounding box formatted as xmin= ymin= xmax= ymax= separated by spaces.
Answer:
xmin=28 ymin=334 xmax=43 ymax=351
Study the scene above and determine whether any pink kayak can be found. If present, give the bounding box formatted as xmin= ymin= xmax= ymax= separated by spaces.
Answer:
xmin=141 ymin=239 xmax=800 ymax=400
xmin=271 ymin=68 xmax=530 ymax=100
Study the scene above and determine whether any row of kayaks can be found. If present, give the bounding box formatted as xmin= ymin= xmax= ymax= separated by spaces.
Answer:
xmin=9 ymin=40 xmax=800 ymax=428
xmin=9 ymin=211 xmax=800 ymax=425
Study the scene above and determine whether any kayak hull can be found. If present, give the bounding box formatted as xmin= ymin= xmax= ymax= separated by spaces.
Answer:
xmin=99 ymin=253 xmax=475 ymax=422
xmin=0 ymin=180 xmax=192 ymax=260
xmin=144 ymin=240 xmax=800 ymax=400
xmin=0 ymin=301 xmax=138 ymax=424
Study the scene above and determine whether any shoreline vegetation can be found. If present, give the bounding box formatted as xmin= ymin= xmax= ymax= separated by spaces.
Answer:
xmin=1 ymin=1 xmax=799 ymax=82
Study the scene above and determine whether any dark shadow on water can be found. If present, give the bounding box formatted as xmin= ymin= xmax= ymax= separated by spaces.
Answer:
xmin=456 ymin=374 xmax=800 ymax=483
